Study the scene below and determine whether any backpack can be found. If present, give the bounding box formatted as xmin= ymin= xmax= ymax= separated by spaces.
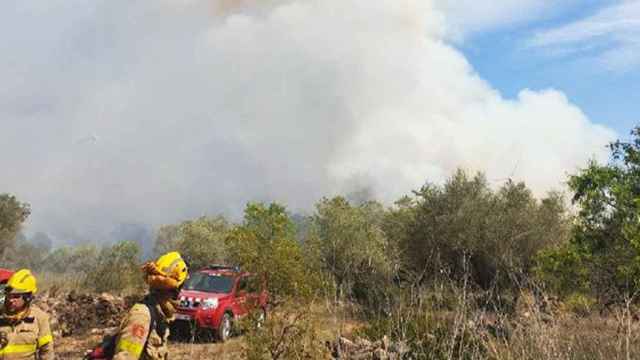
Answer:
xmin=84 ymin=302 xmax=161 ymax=360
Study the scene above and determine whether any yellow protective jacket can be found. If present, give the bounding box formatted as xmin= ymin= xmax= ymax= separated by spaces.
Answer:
xmin=113 ymin=297 xmax=170 ymax=360
xmin=0 ymin=305 xmax=54 ymax=360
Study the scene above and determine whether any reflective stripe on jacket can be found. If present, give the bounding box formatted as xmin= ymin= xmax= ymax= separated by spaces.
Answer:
xmin=113 ymin=300 xmax=169 ymax=360
xmin=0 ymin=306 xmax=54 ymax=360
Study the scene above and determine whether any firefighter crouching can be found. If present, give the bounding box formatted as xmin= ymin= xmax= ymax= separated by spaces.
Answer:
xmin=0 ymin=269 xmax=54 ymax=360
xmin=113 ymin=252 xmax=188 ymax=360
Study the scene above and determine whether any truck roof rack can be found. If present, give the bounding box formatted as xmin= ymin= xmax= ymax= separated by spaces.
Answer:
xmin=206 ymin=264 xmax=241 ymax=272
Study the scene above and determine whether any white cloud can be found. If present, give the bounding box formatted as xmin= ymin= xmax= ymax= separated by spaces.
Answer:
xmin=530 ymin=0 xmax=640 ymax=71
xmin=0 ymin=0 xmax=614 ymax=242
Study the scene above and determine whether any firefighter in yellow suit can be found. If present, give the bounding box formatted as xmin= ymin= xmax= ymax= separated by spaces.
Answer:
xmin=0 ymin=269 xmax=54 ymax=360
xmin=113 ymin=252 xmax=188 ymax=360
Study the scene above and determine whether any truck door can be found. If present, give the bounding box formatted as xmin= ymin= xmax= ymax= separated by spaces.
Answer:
xmin=234 ymin=275 xmax=249 ymax=317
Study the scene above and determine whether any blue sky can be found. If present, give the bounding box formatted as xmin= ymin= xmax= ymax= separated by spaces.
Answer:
xmin=456 ymin=0 xmax=639 ymax=137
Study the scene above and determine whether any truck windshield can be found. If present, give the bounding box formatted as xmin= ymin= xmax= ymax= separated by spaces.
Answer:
xmin=183 ymin=272 xmax=234 ymax=294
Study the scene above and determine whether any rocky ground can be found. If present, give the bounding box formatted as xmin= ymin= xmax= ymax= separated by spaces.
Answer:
xmin=38 ymin=291 xmax=402 ymax=359
xmin=36 ymin=290 xmax=640 ymax=359
xmin=35 ymin=290 xmax=245 ymax=359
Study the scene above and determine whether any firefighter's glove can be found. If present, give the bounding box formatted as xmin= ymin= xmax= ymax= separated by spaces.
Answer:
xmin=0 ymin=331 xmax=8 ymax=350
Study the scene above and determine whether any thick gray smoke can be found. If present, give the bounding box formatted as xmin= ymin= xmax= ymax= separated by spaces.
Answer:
xmin=0 ymin=0 xmax=615 ymax=245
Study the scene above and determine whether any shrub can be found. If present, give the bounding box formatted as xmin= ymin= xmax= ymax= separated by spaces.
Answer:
xmin=154 ymin=216 xmax=230 ymax=270
xmin=84 ymin=240 xmax=143 ymax=293
xmin=534 ymin=244 xmax=590 ymax=297
xmin=2 ymin=236 xmax=48 ymax=271
xmin=243 ymin=301 xmax=329 ymax=360
xmin=308 ymin=197 xmax=399 ymax=313
xmin=357 ymin=286 xmax=487 ymax=360
xmin=403 ymin=170 xmax=569 ymax=292
xmin=562 ymin=293 xmax=596 ymax=317
xmin=42 ymin=245 xmax=99 ymax=274
xmin=226 ymin=203 xmax=326 ymax=302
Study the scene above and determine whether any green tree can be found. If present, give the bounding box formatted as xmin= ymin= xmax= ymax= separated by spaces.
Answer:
xmin=177 ymin=216 xmax=229 ymax=270
xmin=0 ymin=194 xmax=30 ymax=258
xmin=226 ymin=203 xmax=323 ymax=302
xmin=153 ymin=216 xmax=230 ymax=270
xmin=381 ymin=196 xmax=416 ymax=259
xmin=309 ymin=197 xmax=398 ymax=313
xmin=538 ymin=126 xmax=640 ymax=301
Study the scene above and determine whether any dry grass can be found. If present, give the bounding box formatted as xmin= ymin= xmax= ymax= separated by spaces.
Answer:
xmin=52 ymin=289 xmax=640 ymax=359
xmin=54 ymin=301 xmax=351 ymax=359
xmin=487 ymin=301 xmax=640 ymax=360
xmin=54 ymin=333 xmax=245 ymax=359
xmin=36 ymin=272 xmax=85 ymax=294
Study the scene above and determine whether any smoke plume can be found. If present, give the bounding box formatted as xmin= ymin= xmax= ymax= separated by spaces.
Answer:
xmin=0 ymin=0 xmax=615 ymax=244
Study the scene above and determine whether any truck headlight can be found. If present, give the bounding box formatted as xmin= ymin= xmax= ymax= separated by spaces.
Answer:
xmin=201 ymin=298 xmax=219 ymax=310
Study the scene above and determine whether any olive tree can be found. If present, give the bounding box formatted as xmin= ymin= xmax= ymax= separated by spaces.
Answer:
xmin=0 ymin=194 xmax=30 ymax=258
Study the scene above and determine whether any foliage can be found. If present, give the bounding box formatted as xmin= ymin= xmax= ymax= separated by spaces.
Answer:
xmin=404 ymin=169 xmax=568 ymax=291
xmin=2 ymin=237 xmax=48 ymax=271
xmin=309 ymin=196 xmax=398 ymax=313
xmin=42 ymin=245 xmax=99 ymax=274
xmin=357 ymin=286 xmax=487 ymax=360
xmin=0 ymin=194 xmax=30 ymax=258
xmin=226 ymin=203 xmax=325 ymax=302
xmin=534 ymin=244 xmax=589 ymax=297
xmin=242 ymin=302 xmax=329 ymax=360
xmin=154 ymin=216 xmax=230 ymax=270
xmin=537 ymin=126 xmax=640 ymax=303
xmin=381 ymin=195 xmax=416 ymax=263
xmin=561 ymin=293 xmax=596 ymax=317
xmin=84 ymin=240 xmax=142 ymax=293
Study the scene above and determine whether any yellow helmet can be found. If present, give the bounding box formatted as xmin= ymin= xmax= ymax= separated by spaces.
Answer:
xmin=156 ymin=251 xmax=188 ymax=286
xmin=6 ymin=269 xmax=37 ymax=295
xmin=142 ymin=251 xmax=188 ymax=290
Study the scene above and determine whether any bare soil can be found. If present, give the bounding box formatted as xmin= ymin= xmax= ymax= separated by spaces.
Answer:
xmin=55 ymin=333 xmax=245 ymax=359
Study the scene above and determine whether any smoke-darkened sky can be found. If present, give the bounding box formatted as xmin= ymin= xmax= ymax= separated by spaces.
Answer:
xmin=1 ymin=0 xmax=616 ymax=244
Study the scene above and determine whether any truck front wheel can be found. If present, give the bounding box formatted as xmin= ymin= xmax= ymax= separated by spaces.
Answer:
xmin=217 ymin=312 xmax=233 ymax=342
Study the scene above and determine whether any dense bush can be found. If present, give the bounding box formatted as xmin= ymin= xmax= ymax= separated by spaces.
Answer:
xmin=307 ymin=197 xmax=398 ymax=312
xmin=84 ymin=240 xmax=143 ymax=293
xmin=402 ymin=170 xmax=569 ymax=292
